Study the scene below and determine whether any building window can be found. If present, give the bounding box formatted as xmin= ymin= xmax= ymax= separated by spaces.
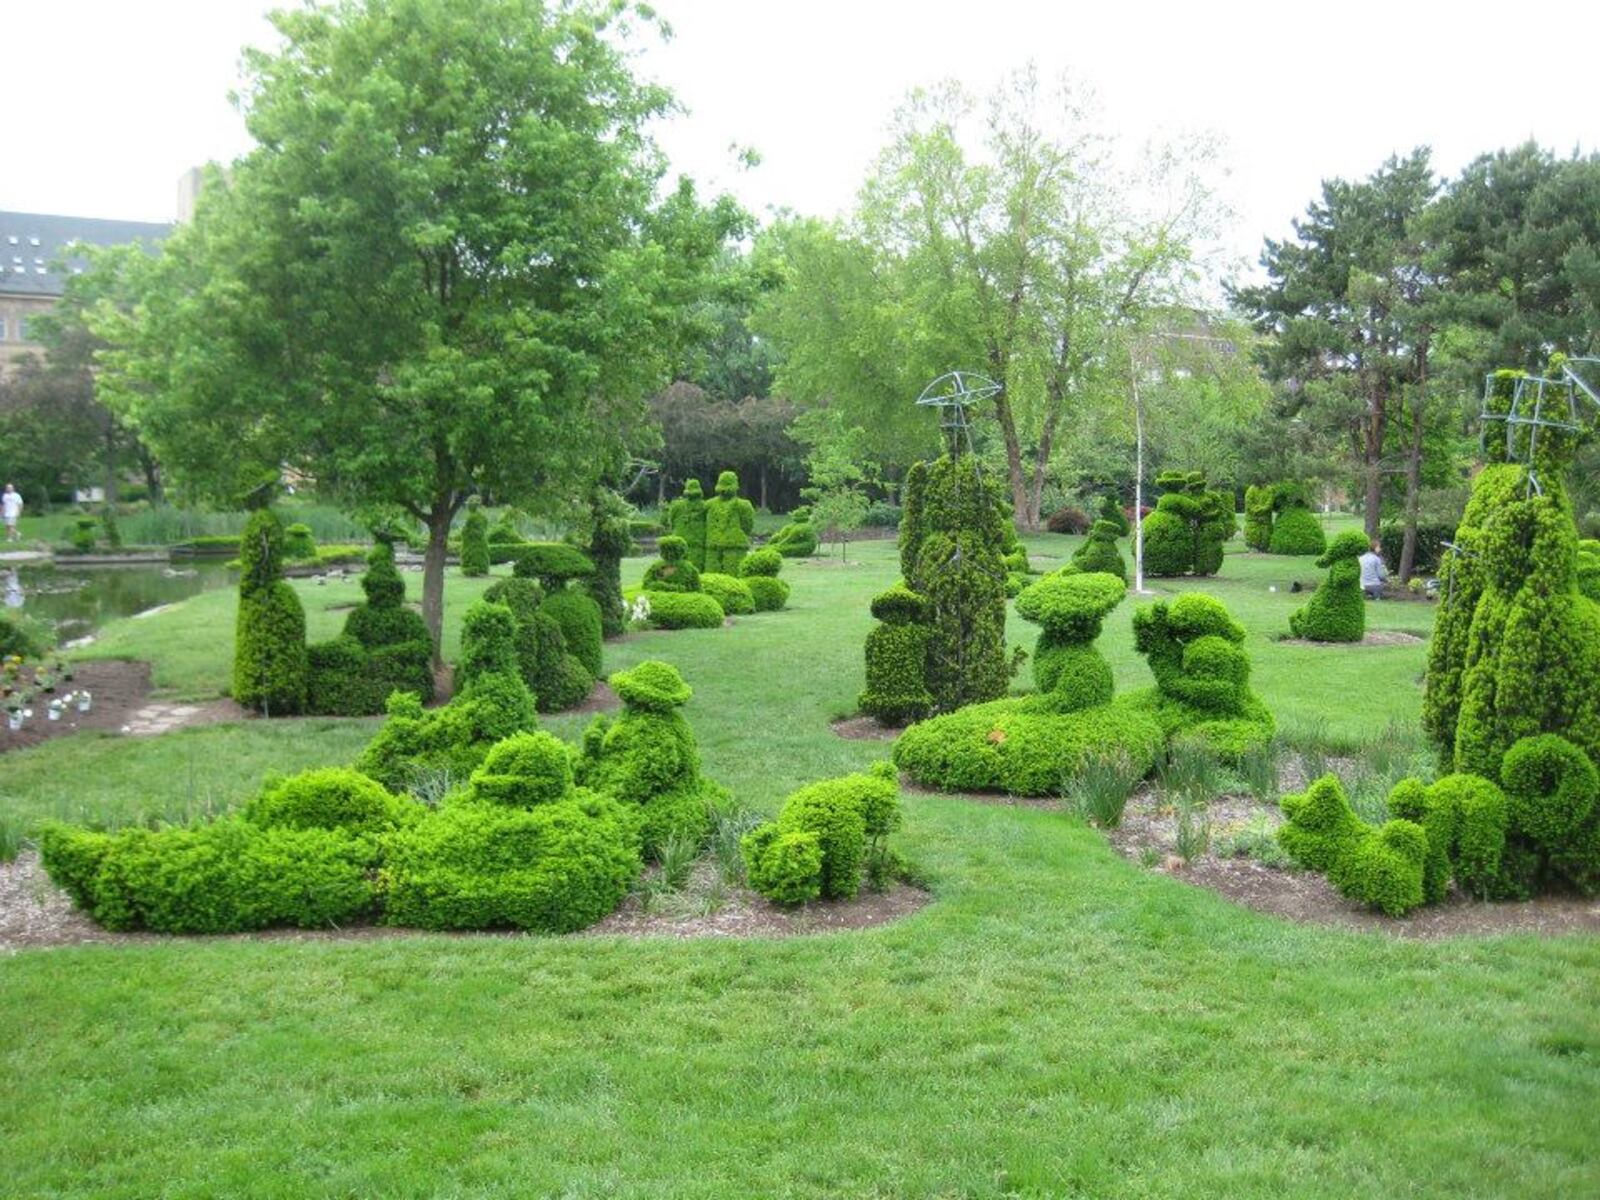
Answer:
xmin=18 ymin=319 xmax=32 ymax=342
xmin=0 ymin=319 xmax=7 ymax=341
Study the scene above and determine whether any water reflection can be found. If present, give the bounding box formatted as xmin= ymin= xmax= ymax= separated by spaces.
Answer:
xmin=13 ymin=561 xmax=235 ymax=642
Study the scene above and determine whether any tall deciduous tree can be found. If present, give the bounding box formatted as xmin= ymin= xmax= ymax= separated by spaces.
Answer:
xmin=86 ymin=0 xmax=742 ymax=663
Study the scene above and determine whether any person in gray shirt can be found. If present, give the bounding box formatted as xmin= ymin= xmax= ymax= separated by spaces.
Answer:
xmin=1359 ymin=540 xmax=1388 ymax=600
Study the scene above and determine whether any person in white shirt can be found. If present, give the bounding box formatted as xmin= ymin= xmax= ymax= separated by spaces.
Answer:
xmin=1 ymin=484 xmax=21 ymax=542
xmin=1359 ymin=539 xmax=1388 ymax=600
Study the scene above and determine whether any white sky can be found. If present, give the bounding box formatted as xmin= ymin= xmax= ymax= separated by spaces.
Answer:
xmin=7 ymin=0 xmax=1597 ymax=280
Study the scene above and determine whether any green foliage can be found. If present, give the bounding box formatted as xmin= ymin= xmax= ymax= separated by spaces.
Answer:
xmin=1098 ymin=492 xmax=1130 ymax=536
xmin=743 ymin=763 xmax=901 ymax=903
xmin=1140 ymin=507 xmax=1192 ymax=577
xmin=744 ymin=575 xmax=791 ymax=612
xmin=68 ymin=517 xmax=98 ymax=554
xmin=739 ymin=547 xmax=783 ymax=578
xmin=1379 ymin=520 xmax=1454 ymax=575
xmin=1500 ymin=735 xmax=1599 ymax=889
xmin=643 ymin=535 xmax=703 ymax=593
xmin=1070 ymin=520 xmax=1126 ymax=581
xmin=244 ymin=767 xmax=417 ymax=836
xmin=667 ymin=480 xmax=708 ymax=570
xmin=282 ymin=522 xmax=317 ymax=560
xmin=0 ymin=611 xmax=46 ymax=659
xmin=1288 ymin=530 xmax=1367 ymax=642
xmin=482 ymin=576 xmax=544 ymax=621
xmin=1243 ymin=484 xmax=1275 ymax=551
xmin=41 ymin=818 xmax=380 ymax=934
xmin=478 ymin=576 xmax=591 ymax=714
xmin=1016 ymin=570 xmax=1126 ymax=713
xmin=459 ymin=502 xmax=490 ymax=577
xmin=308 ymin=541 xmax=433 ymax=715
xmin=768 ymin=506 xmax=818 ymax=557
xmin=1141 ymin=470 xmax=1233 ymax=577
xmin=454 ymin=601 xmax=521 ymax=690
xmin=511 ymin=543 xmax=595 ymax=590
xmin=699 ymin=572 xmax=755 ymax=617
xmin=860 ymin=585 xmax=933 ymax=724
xmin=704 ymin=469 xmax=756 ymax=575
xmin=644 ymin=590 xmax=725 ymax=629
xmin=1386 ymin=773 xmax=1509 ymax=902
xmin=233 ymin=509 xmax=309 ymax=715
xmin=466 ymin=731 xmax=576 ymax=808
xmin=740 ymin=825 xmax=823 ymax=905
xmin=1278 ymin=774 xmax=1427 ymax=916
xmin=1267 ymin=501 xmax=1326 ymax=556
xmin=582 ymin=488 xmax=631 ymax=638
xmin=381 ymin=792 xmax=640 ymax=933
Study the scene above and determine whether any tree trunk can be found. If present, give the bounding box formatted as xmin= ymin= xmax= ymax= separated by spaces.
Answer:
xmin=139 ymin=449 xmax=163 ymax=506
xmin=102 ymin=422 xmax=120 ymax=507
xmin=421 ymin=505 xmax=454 ymax=672
xmin=759 ymin=461 xmax=768 ymax=511
xmin=990 ymin=391 xmax=1031 ymax=534
xmin=1399 ymin=342 xmax=1430 ymax=582
xmin=1362 ymin=390 xmax=1387 ymax=541
xmin=656 ymin=471 xmax=666 ymax=508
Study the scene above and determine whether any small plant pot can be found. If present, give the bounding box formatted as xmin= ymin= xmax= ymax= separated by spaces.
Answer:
xmin=77 ymin=695 xmax=92 ymax=713
xmin=47 ymin=707 xmax=61 ymax=722
xmin=7 ymin=714 xmax=22 ymax=731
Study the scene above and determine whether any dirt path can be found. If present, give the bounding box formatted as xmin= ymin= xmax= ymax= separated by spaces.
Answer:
xmin=2 ymin=660 xmax=246 ymax=755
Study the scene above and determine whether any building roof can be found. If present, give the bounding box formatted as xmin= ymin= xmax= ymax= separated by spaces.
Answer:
xmin=0 ymin=211 xmax=172 ymax=298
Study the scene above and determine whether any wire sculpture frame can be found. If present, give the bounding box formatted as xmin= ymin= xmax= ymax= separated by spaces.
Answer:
xmin=1479 ymin=357 xmax=1600 ymax=495
xmin=916 ymin=370 xmax=1001 ymax=458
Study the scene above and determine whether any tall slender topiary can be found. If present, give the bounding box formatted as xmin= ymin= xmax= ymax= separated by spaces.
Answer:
xmin=233 ymin=509 xmax=308 ymax=715
xmin=459 ymin=498 xmax=490 ymax=577
xmin=703 ymin=470 xmax=756 ymax=575
xmin=667 ymin=479 xmax=708 ymax=570
xmin=1288 ymin=530 xmax=1367 ymax=642
xmin=1243 ymin=484 xmax=1275 ymax=551
xmin=1098 ymin=492 xmax=1130 ymax=537
xmin=582 ymin=488 xmax=631 ymax=638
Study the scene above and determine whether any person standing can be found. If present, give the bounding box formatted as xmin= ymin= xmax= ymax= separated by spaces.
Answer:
xmin=1 ymin=484 xmax=22 ymax=543
xmin=1359 ymin=538 xmax=1388 ymax=600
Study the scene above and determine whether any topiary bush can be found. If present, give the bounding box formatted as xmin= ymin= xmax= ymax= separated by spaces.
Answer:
xmin=1069 ymin=520 xmax=1126 ymax=582
xmin=1243 ymin=484 xmax=1275 ymax=551
xmin=1267 ymin=490 xmax=1326 ymax=556
xmin=380 ymin=792 xmax=640 ymax=933
xmin=233 ymin=509 xmax=308 ymax=715
xmin=244 ymin=767 xmax=418 ymax=836
xmin=744 ymin=576 xmax=791 ymax=612
xmin=1288 ymin=530 xmax=1367 ymax=642
xmin=466 ymin=730 xmax=577 ymax=808
xmin=577 ymin=660 xmax=724 ymax=856
xmin=860 ymin=584 xmax=933 ymax=724
xmin=699 ymin=572 xmax=755 ymax=617
xmin=642 ymin=535 xmax=702 ymax=593
xmin=307 ymin=540 xmax=433 ymax=716
xmin=667 ymin=479 xmax=708 ymax=570
xmin=459 ymin=500 xmax=490 ymax=577
xmin=1015 ymin=570 xmax=1126 ymax=713
xmin=768 ymin=505 xmax=818 ymax=558
xmin=537 ymin=587 xmax=603 ymax=678
xmin=1141 ymin=470 xmax=1233 ymax=577
xmin=643 ymin=590 xmax=725 ymax=630
xmin=1098 ymin=492 xmax=1130 ymax=536
xmin=582 ymin=488 xmax=631 ymax=638
xmin=283 ymin=522 xmax=317 ymax=561
xmin=486 ymin=514 xmax=526 ymax=564
xmin=742 ymin=762 xmax=902 ymax=904
xmin=479 ymin=576 xmax=592 ymax=714
xmin=704 ymin=470 xmax=756 ymax=575
xmin=510 ymin=542 xmax=594 ymax=591
xmin=1278 ymin=774 xmax=1428 ymax=916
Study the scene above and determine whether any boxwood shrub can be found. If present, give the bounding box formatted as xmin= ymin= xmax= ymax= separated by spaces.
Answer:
xmin=244 ymin=767 xmax=418 ymax=836
xmin=645 ymin=590 xmax=725 ymax=630
xmin=1288 ymin=530 xmax=1367 ymax=642
xmin=537 ymin=588 xmax=603 ymax=677
xmin=459 ymin=501 xmax=490 ymax=577
xmin=233 ymin=509 xmax=308 ymax=715
xmin=699 ymin=572 xmax=756 ymax=616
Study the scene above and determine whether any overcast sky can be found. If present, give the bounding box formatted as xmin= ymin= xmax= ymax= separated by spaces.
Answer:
xmin=9 ymin=0 xmax=1597 ymax=281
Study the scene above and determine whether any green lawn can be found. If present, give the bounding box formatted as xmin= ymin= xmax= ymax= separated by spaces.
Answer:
xmin=2 ymin=534 xmax=1595 ymax=1198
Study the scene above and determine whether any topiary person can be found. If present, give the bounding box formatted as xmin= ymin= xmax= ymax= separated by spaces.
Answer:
xmin=859 ymin=584 xmax=933 ymax=724
xmin=704 ymin=469 xmax=756 ymax=575
xmin=1070 ymin=519 xmax=1127 ymax=581
xmin=667 ymin=478 xmax=708 ymax=570
xmin=642 ymin=534 xmax=702 ymax=593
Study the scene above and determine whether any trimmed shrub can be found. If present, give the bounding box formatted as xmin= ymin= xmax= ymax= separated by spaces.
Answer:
xmin=1098 ymin=492 xmax=1130 ymax=536
xmin=1288 ymin=530 xmax=1367 ymax=642
xmin=1142 ymin=470 xmax=1233 ymax=577
xmin=583 ymin=489 xmax=631 ymax=638
xmin=283 ymin=522 xmax=317 ymax=560
xmin=455 ymin=601 xmax=521 ymax=689
xmin=745 ymin=763 xmax=901 ymax=903
xmin=0 ymin=611 xmax=45 ymax=659
xmin=1386 ymin=773 xmax=1509 ymax=901
xmin=745 ymin=576 xmax=790 ymax=612
xmin=645 ymin=590 xmax=725 ymax=630
xmin=1069 ymin=520 xmax=1127 ymax=582
xmin=667 ymin=479 xmax=708 ymax=570
xmin=1016 ymin=570 xmax=1126 ymax=712
xmin=740 ymin=547 xmax=783 ymax=578
xmin=510 ymin=542 xmax=594 ymax=590
xmin=483 ymin=575 xmax=544 ymax=619
xmin=1243 ymin=484 xmax=1275 ymax=551
xmin=768 ymin=506 xmax=818 ymax=558
xmin=308 ymin=541 xmax=433 ymax=715
xmin=245 ymin=767 xmax=417 ymax=835
xmin=1501 ymin=734 xmax=1598 ymax=852
xmin=233 ymin=510 xmax=308 ymax=715
xmin=860 ymin=584 xmax=933 ymax=724
xmin=459 ymin=501 xmax=490 ymax=577
xmin=1140 ymin=506 xmax=1192 ymax=577
xmin=1267 ymin=500 xmax=1326 ymax=556
xmin=381 ymin=793 xmax=640 ymax=933
xmin=35 ymin=824 xmax=113 ymax=911
xmin=466 ymin=731 xmax=576 ymax=807
xmin=699 ymin=572 xmax=756 ymax=616
xmin=741 ymin=826 xmax=823 ymax=905
xmin=486 ymin=516 xmax=526 ymax=564
xmin=44 ymin=818 xmax=380 ymax=934
xmin=704 ymin=470 xmax=756 ymax=575
xmin=1046 ymin=506 xmax=1091 ymax=535
xmin=1278 ymin=774 xmax=1428 ymax=916
xmin=642 ymin=534 xmax=702 ymax=593
xmin=537 ymin=588 xmax=603 ymax=678
xmin=480 ymin=577 xmax=592 ymax=714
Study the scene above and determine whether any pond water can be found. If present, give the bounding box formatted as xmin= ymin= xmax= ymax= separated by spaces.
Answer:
xmin=6 ymin=560 xmax=236 ymax=645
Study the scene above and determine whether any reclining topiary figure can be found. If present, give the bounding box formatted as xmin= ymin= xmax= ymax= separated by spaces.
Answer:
xmin=1277 ymin=774 xmax=1430 ymax=916
xmin=667 ymin=478 xmax=708 ymax=570
xmin=577 ymin=660 xmax=728 ymax=856
xmin=1288 ymin=529 xmax=1367 ymax=642
xmin=704 ymin=470 xmax=756 ymax=575
xmin=738 ymin=547 xmax=790 ymax=611
xmin=1070 ymin=519 xmax=1127 ymax=582
xmin=642 ymin=534 xmax=701 ymax=593
xmin=768 ymin=505 xmax=818 ymax=558
xmin=859 ymin=584 xmax=933 ymax=724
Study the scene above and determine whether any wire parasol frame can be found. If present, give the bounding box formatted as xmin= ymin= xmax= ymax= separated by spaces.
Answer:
xmin=916 ymin=370 xmax=1002 ymax=459
xmin=1479 ymin=357 xmax=1600 ymax=496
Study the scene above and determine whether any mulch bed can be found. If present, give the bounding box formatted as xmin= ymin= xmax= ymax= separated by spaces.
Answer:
xmin=1279 ymin=630 xmax=1425 ymax=648
xmin=571 ymin=679 xmax=620 ymax=716
xmin=831 ymin=715 xmax=902 ymax=741
xmin=1 ymin=661 xmax=244 ymax=756
xmin=0 ymin=850 xmax=931 ymax=952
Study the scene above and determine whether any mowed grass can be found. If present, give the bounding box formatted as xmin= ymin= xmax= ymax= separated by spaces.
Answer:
xmin=3 ymin=531 xmax=1597 ymax=1198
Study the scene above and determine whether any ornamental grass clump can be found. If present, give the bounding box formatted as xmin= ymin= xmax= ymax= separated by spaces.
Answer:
xmin=232 ymin=508 xmax=308 ymax=715
xmin=1288 ymin=530 xmax=1367 ymax=642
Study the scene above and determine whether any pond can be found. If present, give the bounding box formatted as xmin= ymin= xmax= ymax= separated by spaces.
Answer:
xmin=6 ymin=560 xmax=236 ymax=645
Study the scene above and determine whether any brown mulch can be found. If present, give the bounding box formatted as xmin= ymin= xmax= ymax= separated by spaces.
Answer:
xmin=1 ymin=661 xmax=244 ymax=756
xmin=1279 ymin=630 xmax=1425 ymax=648
xmin=1105 ymin=785 xmax=1600 ymax=939
xmin=899 ymin=776 xmax=1063 ymax=811
xmin=0 ymin=850 xmax=931 ymax=952
xmin=571 ymin=679 xmax=620 ymax=716
xmin=831 ymin=715 xmax=903 ymax=741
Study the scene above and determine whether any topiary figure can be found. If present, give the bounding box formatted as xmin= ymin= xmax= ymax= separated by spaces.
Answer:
xmin=245 ymin=767 xmax=418 ymax=836
xmin=1267 ymin=486 xmax=1326 ymax=556
xmin=486 ymin=512 xmax=526 ymax=564
xmin=510 ymin=542 xmax=594 ymax=591
xmin=1015 ymin=570 xmax=1126 ymax=714
xmin=1243 ymin=484 xmax=1275 ymax=551
xmin=667 ymin=478 xmax=708 ymax=570
xmin=283 ymin=522 xmax=317 ymax=561
xmin=1386 ymin=773 xmax=1508 ymax=902
xmin=860 ymin=584 xmax=933 ymax=724
xmin=1288 ymin=530 xmax=1367 ymax=642
xmin=233 ymin=509 xmax=308 ymax=715
xmin=466 ymin=730 xmax=576 ymax=808
xmin=642 ymin=534 xmax=702 ymax=593
xmin=576 ymin=660 xmax=725 ymax=856
xmin=582 ymin=488 xmax=632 ymax=638
xmin=699 ymin=572 xmax=756 ymax=616
xmin=459 ymin=499 xmax=490 ymax=577
xmin=308 ymin=539 xmax=435 ymax=716
xmin=1098 ymin=492 xmax=1130 ymax=537
xmin=537 ymin=588 xmax=603 ymax=679
xmin=769 ymin=505 xmax=818 ymax=558
xmin=742 ymin=762 xmax=902 ymax=904
xmin=899 ymin=454 xmax=1015 ymax=713
xmin=1070 ymin=519 xmax=1127 ymax=582
xmin=643 ymin=590 xmax=725 ymax=630
xmin=1141 ymin=470 xmax=1233 ymax=577
xmin=1278 ymin=774 xmax=1428 ymax=916
xmin=704 ymin=469 xmax=756 ymax=575
xmin=1496 ymin=734 xmax=1600 ymax=896
xmin=479 ymin=576 xmax=589 ymax=714
xmin=739 ymin=547 xmax=790 ymax=611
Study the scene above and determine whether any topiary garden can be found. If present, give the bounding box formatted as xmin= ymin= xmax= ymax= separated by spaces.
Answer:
xmin=1140 ymin=470 xmax=1233 ymax=577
